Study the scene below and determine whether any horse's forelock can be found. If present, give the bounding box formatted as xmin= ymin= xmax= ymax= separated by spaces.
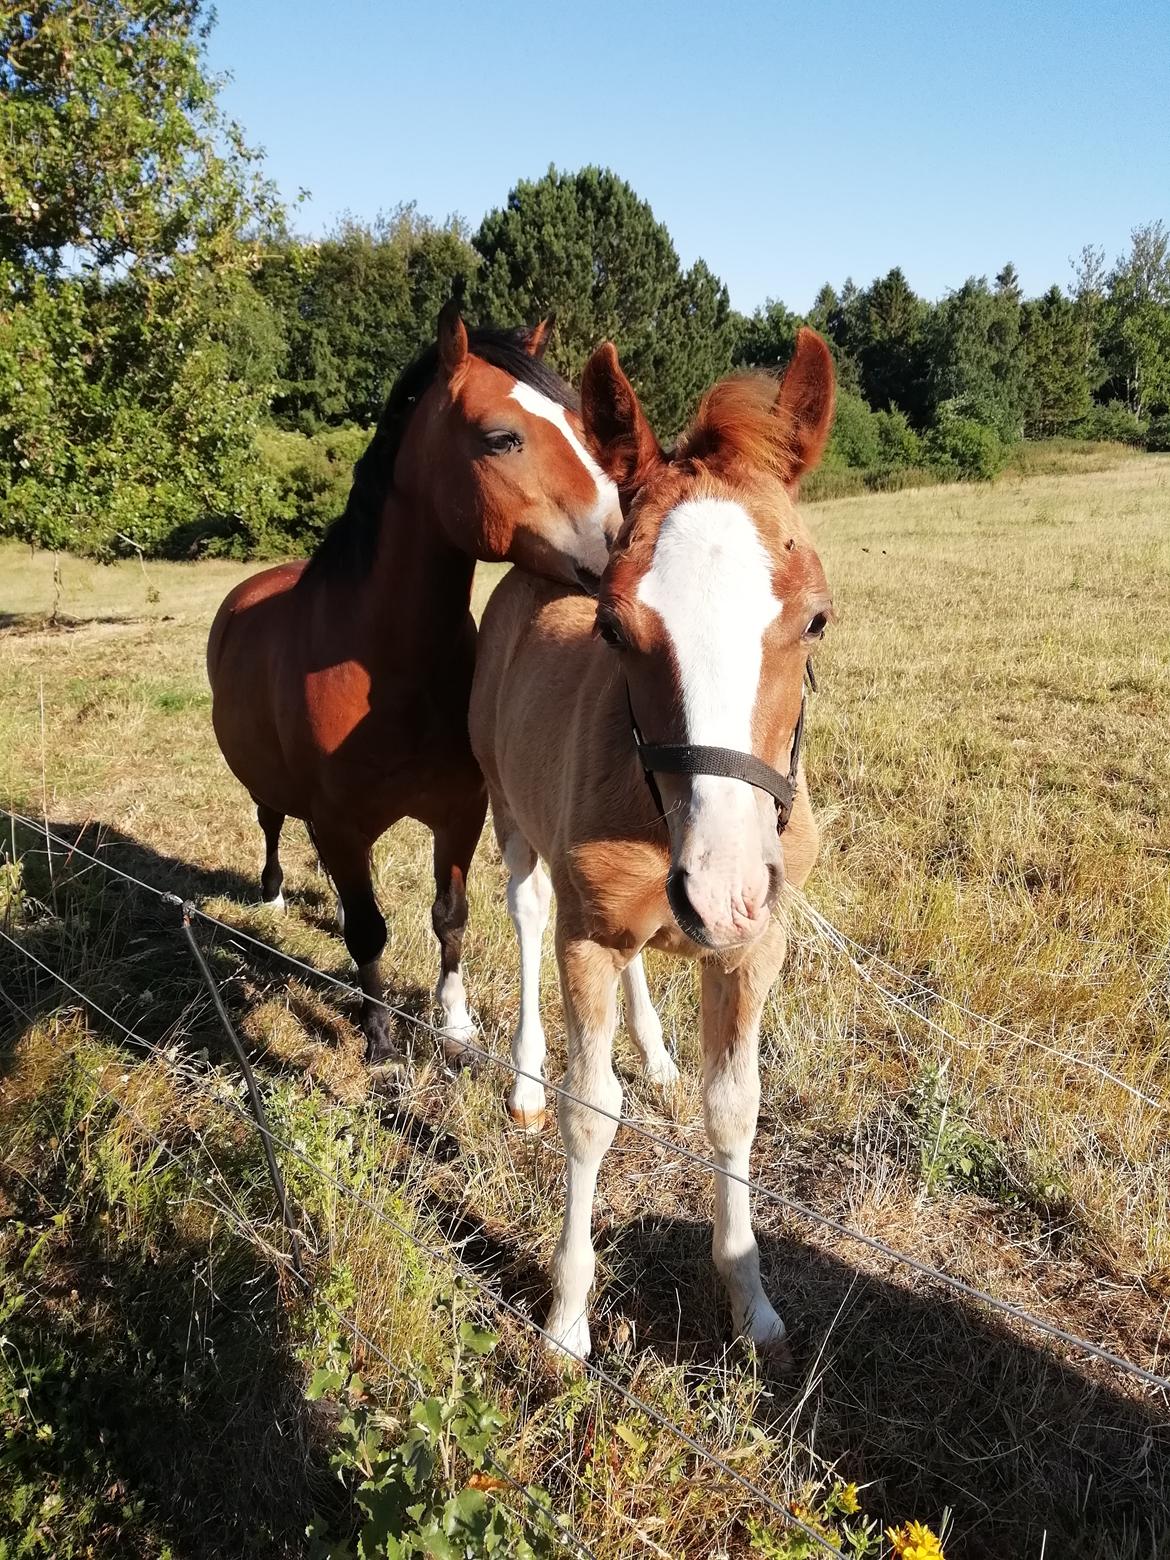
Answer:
xmin=674 ymin=374 xmax=796 ymax=484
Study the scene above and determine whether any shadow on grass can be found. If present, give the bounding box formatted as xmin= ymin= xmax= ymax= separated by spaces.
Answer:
xmin=0 ymin=611 xmax=146 ymax=634
xmin=598 ymin=1214 xmax=1168 ymax=1560
xmin=0 ymin=812 xmax=436 ymax=1077
xmin=0 ymin=1098 xmax=332 ymax=1558
xmin=393 ymin=1178 xmax=1168 ymax=1560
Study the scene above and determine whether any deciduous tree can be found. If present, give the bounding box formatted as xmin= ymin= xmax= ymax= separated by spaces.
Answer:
xmin=0 ymin=0 xmax=283 ymax=555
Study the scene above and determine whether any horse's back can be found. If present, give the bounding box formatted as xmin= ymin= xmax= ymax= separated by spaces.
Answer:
xmin=206 ymin=560 xmax=306 ymax=686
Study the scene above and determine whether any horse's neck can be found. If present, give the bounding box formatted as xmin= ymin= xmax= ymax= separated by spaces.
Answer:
xmin=361 ymin=491 xmax=477 ymax=658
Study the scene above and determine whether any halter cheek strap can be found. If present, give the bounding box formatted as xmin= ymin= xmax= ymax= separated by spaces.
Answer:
xmin=629 ymin=661 xmax=813 ymax=835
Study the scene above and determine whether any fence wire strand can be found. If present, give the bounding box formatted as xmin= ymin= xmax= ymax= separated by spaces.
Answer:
xmin=789 ymin=893 xmax=1167 ymax=1112
xmin=4 ymin=806 xmax=1170 ymax=1405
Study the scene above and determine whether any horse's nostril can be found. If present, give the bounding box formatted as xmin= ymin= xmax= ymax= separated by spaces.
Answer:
xmin=574 ymin=565 xmax=601 ymax=595
xmin=765 ymin=861 xmax=784 ymax=910
xmin=666 ymin=868 xmax=712 ymax=948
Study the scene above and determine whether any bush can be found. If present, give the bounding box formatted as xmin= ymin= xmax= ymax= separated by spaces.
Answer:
xmin=1068 ymin=400 xmax=1149 ymax=446
xmin=257 ymin=424 xmax=369 ymax=542
xmin=873 ymin=407 xmax=923 ymax=467
xmin=926 ymin=403 xmax=1006 ymax=480
xmin=1144 ymin=413 xmax=1170 ymax=451
xmin=161 ymin=423 xmax=368 ymax=559
xmin=823 ymin=389 xmax=881 ymax=469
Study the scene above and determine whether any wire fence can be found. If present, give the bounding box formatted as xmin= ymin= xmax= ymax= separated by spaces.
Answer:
xmin=3 ymin=804 xmax=1169 ymax=1553
xmin=0 ymin=905 xmax=846 ymax=1557
xmin=790 ymin=896 xmax=1168 ymax=1113
xmin=0 ymin=968 xmax=599 ymax=1560
xmin=6 ymin=808 xmax=1169 ymax=1392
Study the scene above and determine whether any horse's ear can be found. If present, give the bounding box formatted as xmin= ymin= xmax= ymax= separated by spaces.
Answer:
xmin=526 ymin=314 xmax=555 ymax=358
xmin=775 ymin=327 xmax=836 ymax=491
xmin=437 ymin=296 xmax=469 ymax=379
xmin=581 ymin=343 xmax=663 ymax=505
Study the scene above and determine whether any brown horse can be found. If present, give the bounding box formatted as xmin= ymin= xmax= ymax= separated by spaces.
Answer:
xmin=469 ymin=329 xmax=835 ymax=1359
xmin=207 ymin=304 xmax=622 ymax=1065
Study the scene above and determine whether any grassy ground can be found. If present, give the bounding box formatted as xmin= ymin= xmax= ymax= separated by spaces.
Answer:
xmin=2 ymin=451 xmax=1169 ymax=1559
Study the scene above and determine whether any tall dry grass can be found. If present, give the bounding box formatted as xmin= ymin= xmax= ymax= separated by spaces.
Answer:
xmin=2 ymin=454 xmax=1168 ymax=1558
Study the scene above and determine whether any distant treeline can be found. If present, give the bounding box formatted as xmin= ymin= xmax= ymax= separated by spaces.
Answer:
xmin=3 ymin=2 xmax=1168 ymax=560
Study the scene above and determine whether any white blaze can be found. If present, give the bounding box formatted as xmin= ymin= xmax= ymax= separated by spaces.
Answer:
xmin=636 ymin=496 xmax=783 ymax=941
xmin=509 ymin=381 xmax=617 ymax=572
xmin=636 ymin=497 xmax=782 ymax=749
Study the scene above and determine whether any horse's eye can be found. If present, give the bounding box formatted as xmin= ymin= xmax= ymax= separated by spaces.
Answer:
xmin=803 ymin=612 xmax=828 ymax=641
xmin=596 ymin=614 xmax=628 ymax=651
xmin=483 ymin=429 xmax=523 ymax=455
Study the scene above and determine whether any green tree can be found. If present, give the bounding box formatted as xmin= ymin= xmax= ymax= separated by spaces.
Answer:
xmin=807 ymin=280 xmax=863 ymax=395
xmin=1021 ymin=285 xmax=1091 ymax=436
xmin=995 ymin=261 xmax=1023 ymax=306
xmin=851 ymin=268 xmax=931 ymax=424
xmin=1070 ymin=243 xmax=1110 ymax=398
xmin=1099 ymin=221 xmax=1170 ymax=419
xmin=0 ymin=0 xmax=282 ymax=555
xmin=926 ymin=273 xmax=1027 ymax=441
xmin=257 ymin=206 xmax=478 ymax=429
xmin=733 ymin=298 xmax=798 ymax=370
xmin=472 ymin=166 xmax=735 ymax=435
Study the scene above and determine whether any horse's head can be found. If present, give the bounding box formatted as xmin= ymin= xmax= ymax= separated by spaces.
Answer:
xmin=583 ymin=330 xmax=835 ymax=951
xmin=398 ymin=302 xmax=621 ymax=590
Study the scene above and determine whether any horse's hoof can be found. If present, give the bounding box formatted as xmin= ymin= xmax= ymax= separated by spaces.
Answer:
xmin=643 ymin=1050 xmax=680 ymax=1089
xmin=368 ymin=1057 xmax=409 ymax=1090
xmin=743 ymin=1308 xmax=794 ymax=1376
xmin=261 ymin=892 xmax=286 ymax=914
xmin=506 ymin=1079 xmax=547 ymax=1133
xmin=440 ymin=1027 xmax=479 ymax=1072
xmin=365 ymin=1023 xmax=408 ymax=1074
xmin=506 ymin=1101 xmax=546 ymax=1134
xmin=757 ymin=1335 xmax=795 ymax=1377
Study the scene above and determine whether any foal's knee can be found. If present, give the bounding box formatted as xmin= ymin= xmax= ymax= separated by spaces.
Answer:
xmin=703 ymin=1064 xmax=761 ymax=1156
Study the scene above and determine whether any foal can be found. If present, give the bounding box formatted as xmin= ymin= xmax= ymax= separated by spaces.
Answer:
xmin=470 ymin=330 xmax=835 ymax=1359
xmin=208 ymin=304 xmax=620 ymax=1066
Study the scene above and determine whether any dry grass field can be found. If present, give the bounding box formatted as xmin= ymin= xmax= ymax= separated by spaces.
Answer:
xmin=1 ymin=447 xmax=1168 ymax=1559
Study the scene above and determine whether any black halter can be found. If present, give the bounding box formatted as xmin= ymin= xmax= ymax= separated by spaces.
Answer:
xmin=629 ymin=660 xmax=815 ymax=834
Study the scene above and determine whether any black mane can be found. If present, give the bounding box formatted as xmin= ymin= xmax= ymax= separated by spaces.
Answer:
xmin=299 ymin=326 xmax=579 ymax=584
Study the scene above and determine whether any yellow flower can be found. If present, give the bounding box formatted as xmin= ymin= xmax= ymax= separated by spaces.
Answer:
xmin=836 ymin=1482 xmax=861 ymax=1515
xmin=886 ymin=1520 xmax=946 ymax=1559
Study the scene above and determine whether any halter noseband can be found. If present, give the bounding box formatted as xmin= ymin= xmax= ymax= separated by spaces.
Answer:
xmin=629 ymin=660 xmax=815 ymax=835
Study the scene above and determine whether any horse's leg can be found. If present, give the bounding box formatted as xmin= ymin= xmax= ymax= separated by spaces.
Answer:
xmin=546 ymin=926 xmax=622 ymax=1361
xmin=700 ymin=925 xmax=789 ymax=1358
xmin=430 ymin=791 xmax=487 ymax=1068
xmin=498 ymin=823 xmax=552 ymax=1130
xmin=306 ymin=820 xmax=345 ymax=933
xmin=256 ymin=802 xmax=286 ymax=910
xmin=620 ymin=955 xmax=678 ymax=1089
xmin=313 ymin=823 xmax=398 ymax=1066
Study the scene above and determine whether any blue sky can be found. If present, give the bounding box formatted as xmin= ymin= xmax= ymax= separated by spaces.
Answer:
xmin=207 ymin=0 xmax=1169 ymax=315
